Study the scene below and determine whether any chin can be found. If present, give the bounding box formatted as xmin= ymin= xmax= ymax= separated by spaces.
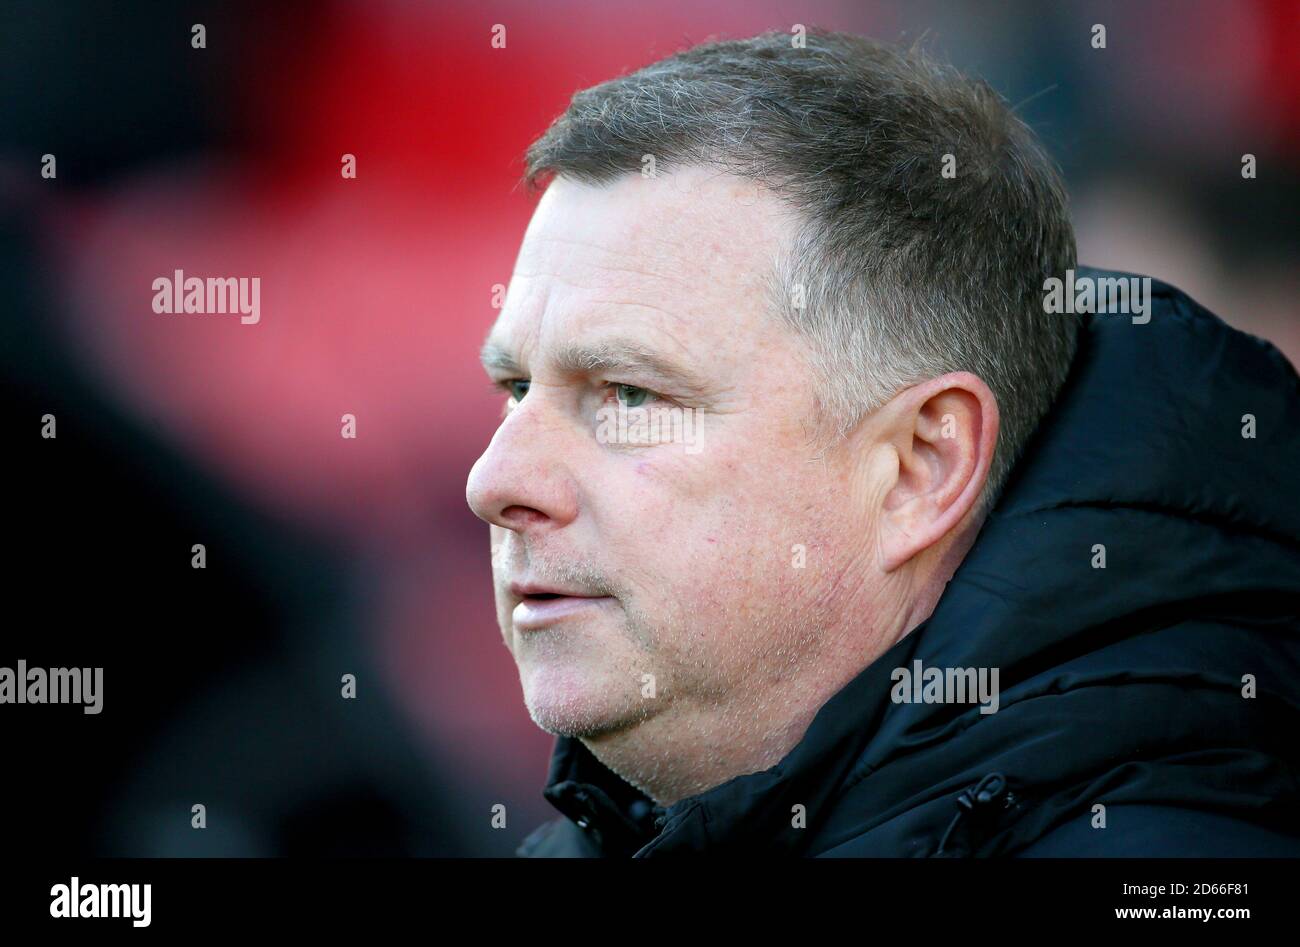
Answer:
xmin=519 ymin=662 xmax=646 ymax=739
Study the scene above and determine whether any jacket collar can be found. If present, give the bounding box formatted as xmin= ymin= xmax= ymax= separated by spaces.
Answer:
xmin=541 ymin=732 xmax=662 ymax=856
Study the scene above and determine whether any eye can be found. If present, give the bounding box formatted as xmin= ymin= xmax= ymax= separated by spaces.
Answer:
xmin=500 ymin=379 xmax=530 ymax=402
xmin=614 ymin=383 xmax=656 ymax=408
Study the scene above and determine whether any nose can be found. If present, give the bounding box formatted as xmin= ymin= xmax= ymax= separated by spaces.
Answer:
xmin=466 ymin=393 xmax=579 ymax=534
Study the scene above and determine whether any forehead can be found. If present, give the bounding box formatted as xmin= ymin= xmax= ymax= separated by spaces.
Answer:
xmin=487 ymin=167 xmax=799 ymax=366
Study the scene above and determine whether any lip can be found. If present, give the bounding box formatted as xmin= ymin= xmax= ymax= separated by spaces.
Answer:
xmin=511 ymin=593 xmax=614 ymax=631
xmin=509 ymin=581 xmax=597 ymax=599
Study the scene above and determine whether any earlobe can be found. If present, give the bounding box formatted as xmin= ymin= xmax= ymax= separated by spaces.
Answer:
xmin=876 ymin=373 xmax=998 ymax=572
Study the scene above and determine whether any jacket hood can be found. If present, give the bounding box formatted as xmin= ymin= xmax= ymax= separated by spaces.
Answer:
xmin=522 ymin=268 xmax=1300 ymax=857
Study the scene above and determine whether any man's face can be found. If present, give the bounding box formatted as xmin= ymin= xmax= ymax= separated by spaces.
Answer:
xmin=466 ymin=167 xmax=874 ymax=740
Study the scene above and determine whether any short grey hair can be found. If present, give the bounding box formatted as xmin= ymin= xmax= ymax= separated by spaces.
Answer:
xmin=524 ymin=28 xmax=1080 ymax=511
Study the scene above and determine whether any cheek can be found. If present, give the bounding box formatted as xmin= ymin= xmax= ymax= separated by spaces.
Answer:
xmin=597 ymin=444 xmax=841 ymax=600
xmin=700 ymin=470 xmax=847 ymax=619
xmin=645 ymin=454 xmax=813 ymax=589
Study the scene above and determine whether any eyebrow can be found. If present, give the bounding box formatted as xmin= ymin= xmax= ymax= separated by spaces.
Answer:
xmin=480 ymin=337 xmax=714 ymax=398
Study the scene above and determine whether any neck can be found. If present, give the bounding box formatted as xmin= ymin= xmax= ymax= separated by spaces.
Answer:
xmin=585 ymin=580 xmax=941 ymax=804
xmin=581 ymin=655 xmax=855 ymax=807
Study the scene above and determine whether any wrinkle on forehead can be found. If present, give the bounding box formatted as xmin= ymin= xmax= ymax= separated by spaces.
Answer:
xmin=522 ymin=166 xmax=795 ymax=286
xmin=488 ymin=166 xmax=802 ymax=372
xmin=514 ymin=235 xmax=702 ymax=295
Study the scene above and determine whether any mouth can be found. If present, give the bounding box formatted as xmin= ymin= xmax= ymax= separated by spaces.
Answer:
xmin=509 ymin=583 xmax=615 ymax=631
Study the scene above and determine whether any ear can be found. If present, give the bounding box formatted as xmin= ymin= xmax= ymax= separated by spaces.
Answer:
xmin=875 ymin=372 xmax=999 ymax=572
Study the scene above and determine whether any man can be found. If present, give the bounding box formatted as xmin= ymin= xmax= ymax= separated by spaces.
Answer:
xmin=465 ymin=29 xmax=1300 ymax=856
